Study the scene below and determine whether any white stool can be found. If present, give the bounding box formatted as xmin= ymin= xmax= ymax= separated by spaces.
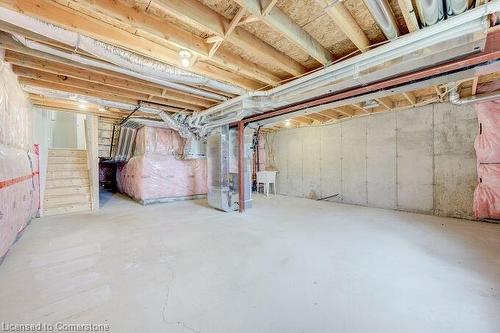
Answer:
xmin=256 ymin=171 xmax=277 ymax=196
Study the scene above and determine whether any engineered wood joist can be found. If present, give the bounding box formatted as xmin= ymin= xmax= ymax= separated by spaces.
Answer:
xmin=0 ymin=36 xmax=218 ymax=102
xmin=0 ymin=0 xmax=262 ymax=90
xmin=0 ymin=30 xmax=223 ymax=104
xmin=12 ymin=65 xmax=205 ymax=111
xmin=152 ymin=0 xmax=306 ymax=76
xmin=396 ymin=0 xmax=420 ymax=33
xmin=233 ymin=0 xmax=334 ymax=65
xmin=61 ymin=0 xmax=281 ymax=86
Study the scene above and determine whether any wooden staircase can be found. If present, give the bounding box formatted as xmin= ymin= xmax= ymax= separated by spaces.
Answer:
xmin=44 ymin=149 xmax=92 ymax=215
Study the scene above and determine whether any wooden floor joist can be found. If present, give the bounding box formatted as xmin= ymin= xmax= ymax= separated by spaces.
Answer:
xmin=0 ymin=0 xmax=264 ymax=90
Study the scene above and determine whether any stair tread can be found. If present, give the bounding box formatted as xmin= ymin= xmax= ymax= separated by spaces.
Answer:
xmin=45 ymin=193 xmax=89 ymax=198
xmin=44 ymin=204 xmax=91 ymax=216
xmin=45 ymin=184 xmax=89 ymax=189
xmin=44 ymin=149 xmax=92 ymax=215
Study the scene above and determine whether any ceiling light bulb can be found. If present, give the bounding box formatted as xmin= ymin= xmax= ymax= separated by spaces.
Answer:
xmin=179 ymin=49 xmax=192 ymax=59
xmin=180 ymin=57 xmax=191 ymax=68
xmin=284 ymin=119 xmax=291 ymax=127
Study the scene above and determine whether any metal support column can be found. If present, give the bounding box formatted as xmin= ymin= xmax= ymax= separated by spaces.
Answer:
xmin=238 ymin=121 xmax=245 ymax=213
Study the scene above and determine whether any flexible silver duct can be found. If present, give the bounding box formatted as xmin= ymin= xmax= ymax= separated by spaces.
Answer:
xmin=363 ymin=0 xmax=400 ymax=39
xmin=13 ymin=36 xmax=226 ymax=102
xmin=0 ymin=7 xmax=244 ymax=97
xmin=415 ymin=0 xmax=445 ymax=26
xmin=449 ymin=86 xmax=500 ymax=105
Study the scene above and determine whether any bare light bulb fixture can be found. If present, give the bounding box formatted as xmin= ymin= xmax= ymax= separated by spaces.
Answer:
xmin=179 ymin=49 xmax=192 ymax=68
xmin=78 ymin=99 xmax=88 ymax=109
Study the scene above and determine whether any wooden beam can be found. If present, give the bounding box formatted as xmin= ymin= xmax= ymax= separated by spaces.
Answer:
xmin=0 ymin=0 xmax=263 ymax=90
xmin=349 ymin=103 xmax=369 ymax=114
xmin=239 ymin=14 xmax=260 ymax=25
xmin=471 ymin=76 xmax=479 ymax=95
xmin=5 ymin=50 xmax=214 ymax=108
xmin=29 ymin=94 xmax=123 ymax=118
xmin=209 ymin=6 xmax=246 ymax=58
xmin=376 ymin=97 xmax=394 ymax=109
xmin=30 ymin=94 xmax=167 ymax=119
xmin=332 ymin=106 xmax=355 ymax=117
xmin=13 ymin=65 xmax=204 ymax=111
xmin=234 ymin=0 xmax=333 ymax=65
xmin=262 ymin=0 xmax=279 ymax=16
xmin=0 ymin=34 xmax=223 ymax=104
xmin=402 ymin=91 xmax=417 ymax=105
xmin=293 ymin=116 xmax=314 ymax=125
xmin=316 ymin=0 xmax=370 ymax=52
xmin=67 ymin=0 xmax=280 ymax=86
xmin=318 ymin=109 xmax=341 ymax=119
xmin=225 ymin=7 xmax=246 ymax=37
xmin=153 ymin=0 xmax=306 ymax=76
xmin=396 ymin=0 xmax=420 ymax=33
xmin=305 ymin=113 xmax=330 ymax=123
xmin=21 ymin=77 xmax=137 ymax=104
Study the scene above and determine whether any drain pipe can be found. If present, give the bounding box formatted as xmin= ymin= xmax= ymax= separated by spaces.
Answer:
xmin=449 ymin=85 xmax=500 ymax=105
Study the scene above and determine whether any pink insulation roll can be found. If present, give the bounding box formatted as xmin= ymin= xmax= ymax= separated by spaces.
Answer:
xmin=474 ymin=101 xmax=500 ymax=163
xmin=473 ymin=100 xmax=500 ymax=219
xmin=117 ymin=126 xmax=207 ymax=204
xmin=474 ymin=164 xmax=500 ymax=219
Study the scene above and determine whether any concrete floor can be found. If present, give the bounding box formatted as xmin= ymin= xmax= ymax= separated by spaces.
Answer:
xmin=1 ymin=192 xmax=499 ymax=333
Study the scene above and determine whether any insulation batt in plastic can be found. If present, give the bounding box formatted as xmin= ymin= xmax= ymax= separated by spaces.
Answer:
xmin=473 ymin=100 xmax=500 ymax=219
xmin=0 ymin=62 xmax=38 ymax=259
xmin=117 ymin=127 xmax=207 ymax=203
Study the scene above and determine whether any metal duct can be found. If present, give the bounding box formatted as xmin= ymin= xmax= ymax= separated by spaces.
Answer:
xmin=415 ymin=0 xmax=445 ymax=26
xmin=449 ymin=86 xmax=500 ymax=105
xmin=114 ymin=127 xmax=137 ymax=161
xmin=0 ymin=7 xmax=243 ymax=97
xmin=13 ymin=37 xmax=227 ymax=102
xmin=185 ymin=3 xmax=495 ymax=134
xmin=363 ymin=0 xmax=400 ymax=39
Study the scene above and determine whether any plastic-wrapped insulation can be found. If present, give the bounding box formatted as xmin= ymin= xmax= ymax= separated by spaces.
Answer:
xmin=0 ymin=7 xmax=243 ymax=97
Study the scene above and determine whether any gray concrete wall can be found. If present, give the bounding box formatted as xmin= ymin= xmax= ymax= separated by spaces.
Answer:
xmin=266 ymin=102 xmax=478 ymax=219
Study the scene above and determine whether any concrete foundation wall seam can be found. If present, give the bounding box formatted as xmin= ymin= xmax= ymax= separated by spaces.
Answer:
xmin=266 ymin=103 xmax=477 ymax=219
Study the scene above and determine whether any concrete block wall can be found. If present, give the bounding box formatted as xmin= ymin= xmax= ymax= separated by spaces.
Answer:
xmin=266 ymin=102 xmax=478 ymax=219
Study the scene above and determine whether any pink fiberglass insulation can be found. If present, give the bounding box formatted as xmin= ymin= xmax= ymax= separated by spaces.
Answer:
xmin=0 ymin=145 xmax=39 ymax=259
xmin=473 ymin=100 xmax=500 ymax=219
xmin=474 ymin=164 xmax=500 ymax=219
xmin=117 ymin=126 xmax=207 ymax=204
